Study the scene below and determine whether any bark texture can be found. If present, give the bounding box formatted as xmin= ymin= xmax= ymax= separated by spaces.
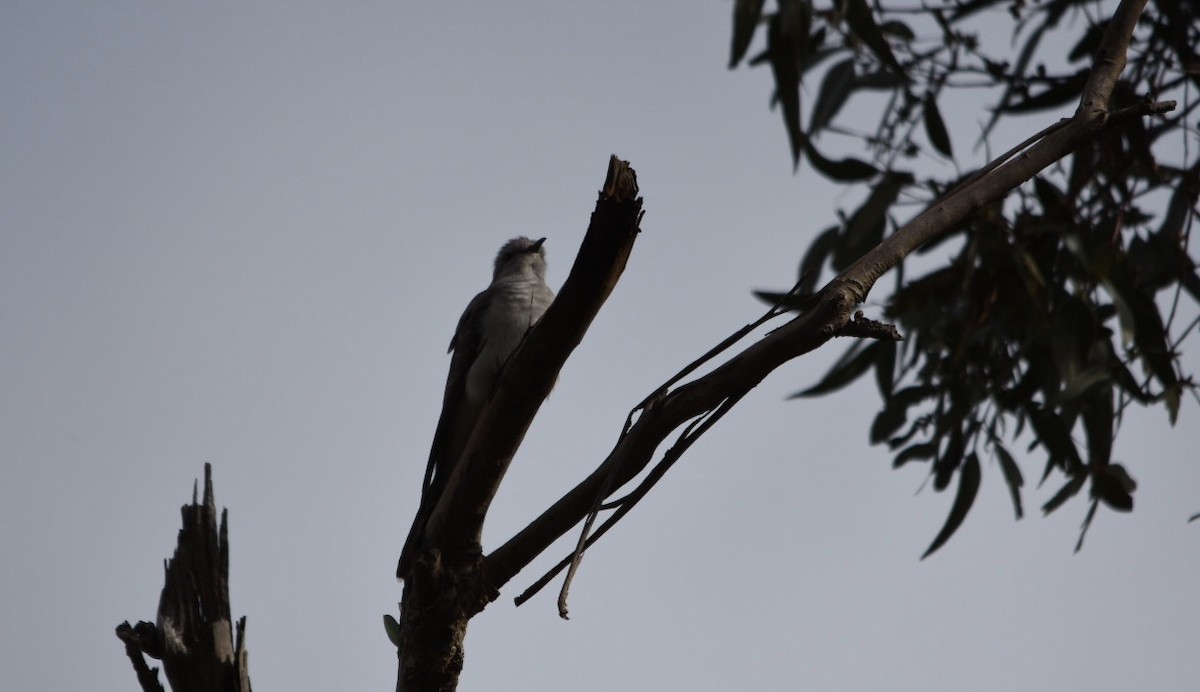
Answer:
xmin=116 ymin=464 xmax=251 ymax=692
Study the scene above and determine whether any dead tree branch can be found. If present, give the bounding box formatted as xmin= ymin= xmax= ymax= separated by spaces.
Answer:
xmin=116 ymin=463 xmax=251 ymax=692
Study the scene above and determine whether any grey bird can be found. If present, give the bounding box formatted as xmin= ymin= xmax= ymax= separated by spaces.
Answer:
xmin=398 ymin=236 xmax=555 ymax=579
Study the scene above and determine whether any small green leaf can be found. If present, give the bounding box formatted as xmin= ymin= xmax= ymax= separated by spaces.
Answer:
xmin=893 ymin=440 xmax=936 ymax=468
xmin=384 ymin=614 xmax=402 ymax=647
xmin=1028 ymin=405 xmax=1083 ymax=475
xmin=800 ymin=41 xmax=842 ymax=77
xmin=797 ymin=226 xmax=840 ymax=293
xmin=1104 ymin=270 xmax=1179 ymax=389
xmin=999 ymin=70 xmax=1089 ymax=113
xmin=790 ymin=341 xmax=879 ymax=398
xmin=878 ymin=20 xmax=915 ymax=41
xmin=1106 ymin=463 xmax=1137 ymax=492
xmin=888 ymin=418 xmax=924 ymax=449
xmin=1059 ymin=366 xmax=1111 ymax=404
xmin=1106 ymin=279 xmax=1138 ymax=346
xmin=832 ymin=172 xmax=910 ymax=270
xmin=1075 ymin=498 xmax=1100 ymax=552
xmin=874 ymin=339 xmax=896 ymax=400
xmin=1111 ymin=359 xmax=1151 ymax=403
xmin=1154 ymin=170 xmax=1200 ymax=300
xmin=765 ymin=10 xmax=805 ymax=167
xmin=810 ymin=58 xmax=856 ymax=134
xmin=804 ymin=140 xmax=879 ymax=181
xmin=993 ymin=443 xmax=1024 ymax=520
xmin=922 ymin=93 xmax=953 ymax=158
xmin=1093 ymin=467 xmax=1134 ymax=512
xmin=1080 ymin=385 xmax=1113 ymax=469
xmin=922 ymin=452 xmax=981 ymax=559
xmin=881 ymin=386 xmax=937 ymax=447
xmin=729 ymin=0 xmax=767 ymax=68
xmin=933 ymin=427 xmax=964 ymax=491
xmin=1164 ymin=384 xmax=1181 ymax=426
xmin=1042 ymin=473 xmax=1086 ymax=515
xmin=870 ymin=401 xmax=906 ymax=444
xmin=842 ymin=0 xmax=903 ymax=73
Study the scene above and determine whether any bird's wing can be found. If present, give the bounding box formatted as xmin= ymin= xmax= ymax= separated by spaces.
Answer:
xmin=399 ymin=289 xmax=490 ymax=579
xmin=425 ymin=289 xmax=489 ymax=492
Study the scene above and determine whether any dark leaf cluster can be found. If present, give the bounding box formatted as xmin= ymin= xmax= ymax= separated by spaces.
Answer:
xmin=735 ymin=0 xmax=1200 ymax=553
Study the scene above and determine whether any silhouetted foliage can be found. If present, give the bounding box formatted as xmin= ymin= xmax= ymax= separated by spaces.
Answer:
xmin=736 ymin=0 xmax=1199 ymax=553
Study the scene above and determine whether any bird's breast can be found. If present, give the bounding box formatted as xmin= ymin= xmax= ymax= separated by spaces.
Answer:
xmin=464 ymin=279 xmax=554 ymax=404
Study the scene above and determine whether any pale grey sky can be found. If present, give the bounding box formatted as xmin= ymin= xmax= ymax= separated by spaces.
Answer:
xmin=2 ymin=2 xmax=1198 ymax=691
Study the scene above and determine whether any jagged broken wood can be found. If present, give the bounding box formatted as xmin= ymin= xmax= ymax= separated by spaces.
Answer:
xmin=115 ymin=464 xmax=251 ymax=692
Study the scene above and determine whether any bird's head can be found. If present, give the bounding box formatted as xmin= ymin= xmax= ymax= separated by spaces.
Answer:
xmin=492 ymin=236 xmax=547 ymax=280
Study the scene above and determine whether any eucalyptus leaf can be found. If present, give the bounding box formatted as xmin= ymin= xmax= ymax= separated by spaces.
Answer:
xmin=922 ymin=452 xmax=981 ymax=558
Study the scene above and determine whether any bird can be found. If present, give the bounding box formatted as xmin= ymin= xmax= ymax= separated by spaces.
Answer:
xmin=398 ymin=236 xmax=555 ymax=580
